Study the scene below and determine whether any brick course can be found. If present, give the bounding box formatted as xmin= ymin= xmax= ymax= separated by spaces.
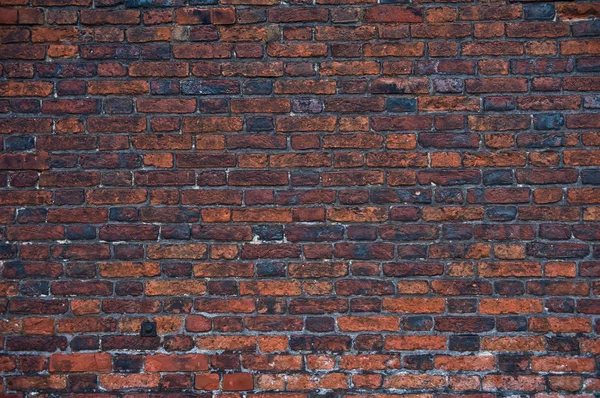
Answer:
xmin=1 ymin=0 xmax=600 ymax=395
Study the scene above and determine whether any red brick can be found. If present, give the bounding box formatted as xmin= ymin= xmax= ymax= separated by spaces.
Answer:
xmin=145 ymin=354 xmax=209 ymax=372
xmin=481 ymin=336 xmax=546 ymax=352
xmin=223 ymin=373 xmax=254 ymax=391
xmin=365 ymin=5 xmax=423 ymax=23
xmin=386 ymin=336 xmax=446 ymax=351
xmin=88 ymin=80 xmax=149 ymax=95
xmin=173 ymin=43 xmax=232 ymax=59
xmin=267 ymin=43 xmax=328 ymax=58
xmin=0 ymin=81 xmax=53 ymax=97
xmin=0 ymin=153 xmax=49 ymax=170
xmin=480 ymin=298 xmax=543 ymax=314
xmin=4 ymin=375 xmax=67 ymax=391
xmin=0 ymin=1 xmax=598 ymax=393
xmin=129 ymin=62 xmax=189 ymax=77
xmin=7 ymin=226 xmax=64 ymax=241
xmin=49 ymin=353 xmax=111 ymax=373
xmin=81 ymin=10 xmax=140 ymax=25
xmin=320 ymin=61 xmax=380 ymax=76
xmin=337 ymin=316 xmax=399 ymax=332
xmin=137 ymin=98 xmax=196 ymax=113
xmin=532 ymin=357 xmax=596 ymax=373
xmin=147 ymin=243 xmax=208 ymax=260
xmin=435 ymin=355 xmax=496 ymax=371
xmin=463 ymin=41 xmax=523 ymax=56
xmin=222 ymin=61 xmax=283 ymax=77
xmin=269 ymin=7 xmax=328 ymax=23
xmin=231 ymin=98 xmax=290 ymax=113
xmin=86 ymin=189 xmax=147 ymax=205
xmin=383 ymin=298 xmax=445 ymax=313
xmin=529 ymin=317 xmax=591 ymax=333
xmin=100 ymin=374 xmax=160 ymax=390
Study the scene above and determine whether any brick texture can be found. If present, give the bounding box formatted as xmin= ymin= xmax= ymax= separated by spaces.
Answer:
xmin=1 ymin=0 xmax=600 ymax=396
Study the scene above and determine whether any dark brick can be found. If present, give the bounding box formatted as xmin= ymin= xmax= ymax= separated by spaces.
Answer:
xmin=524 ymin=4 xmax=555 ymax=20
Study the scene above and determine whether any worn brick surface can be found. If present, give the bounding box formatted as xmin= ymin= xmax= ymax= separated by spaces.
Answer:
xmin=1 ymin=0 xmax=600 ymax=396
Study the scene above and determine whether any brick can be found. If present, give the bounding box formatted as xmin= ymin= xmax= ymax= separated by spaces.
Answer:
xmin=274 ymin=80 xmax=336 ymax=95
xmin=568 ymin=189 xmax=600 ymax=204
xmin=49 ymin=353 xmax=111 ymax=373
xmin=4 ymin=375 xmax=67 ymax=391
xmin=383 ymin=298 xmax=445 ymax=313
xmin=87 ymin=116 xmax=147 ymax=133
xmin=129 ymin=62 xmax=189 ymax=77
xmin=223 ymin=373 xmax=254 ymax=391
xmin=231 ymin=98 xmax=290 ymax=113
xmin=422 ymin=206 xmax=484 ymax=221
xmin=99 ymin=374 xmax=160 ymax=390
xmin=81 ymin=10 xmax=140 ymax=25
xmin=371 ymin=116 xmax=432 ymax=131
xmin=364 ymin=42 xmax=425 ymax=57
xmin=482 ymin=336 xmax=546 ymax=352
xmin=435 ymin=355 xmax=496 ymax=371
xmin=147 ymin=244 xmax=208 ymax=259
xmin=0 ymin=81 xmax=53 ymax=97
xmin=507 ymin=22 xmax=570 ymax=38
xmin=232 ymin=208 xmax=292 ymax=223
xmin=482 ymin=375 xmax=544 ymax=392
xmin=222 ymin=61 xmax=283 ymax=77
xmin=384 ymin=374 xmax=446 ymax=389
xmin=86 ymin=189 xmax=147 ymax=205
xmin=0 ymin=44 xmax=46 ymax=60
xmin=99 ymin=225 xmax=159 ymax=241
xmin=480 ymin=298 xmax=543 ymax=314
xmin=340 ymin=354 xmax=400 ymax=371
xmin=242 ymin=354 xmax=302 ymax=371
xmin=267 ymin=43 xmax=328 ymax=58
xmin=182 ymin=116 xmax=243 ymax=133
xmin=0 ymin=153 xmax=49 ymax=171
xmin=7 ymin=226 xmax=64 ymax=241
xmin=176 ymin=153 xmax=236 ymax=168
xmin=99 ymin=262 xmax=160 ymax=278
xmin=478 ymin=261 xmax=542 ymax=277
xmin=324 ymin=134 xmax=383 ymax=149
xmin=365 ymin=6 xmax=423 ymax=23
xmin=463 ymin=41 xmax=523 ymax=56
xmin=337 ymin=316 xmax=399 ymax=332
xmin=320 ymin=61 xmax=380 ymax=76
xmin=0 ymin=0 xmax=598 ymax=393
xmin=173 ymin=43 xmax=232 ymax=59
xmin=269 ymin=7 xmax=328 ymax=23
xmin=327 ymin=207 xmax=388 ymax=222
xmin=530 ymin=317 xmax=591 ymax=333
xmin=371 ymin=78 xmax=429 ymax=94
xmin=562 ymin=39 xmax=600 ymax=55
xmin=531 ymin=356 xmax=595 ymax=373
xmin=420 ymin=133 xmax=480 ymax=149
xmin=88 ymin=80 xmax=149 ymax=95
xmin=42 ymin=99 xmax=98 ymax=114
xmin=137 ymin=98 xmax=196 ymax=113
xmin=145 ymin=354 xmax=209 ymax=372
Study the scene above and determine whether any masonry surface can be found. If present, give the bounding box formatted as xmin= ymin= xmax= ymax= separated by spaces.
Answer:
xmin=0 ymin=0 xmax=600 ymax=396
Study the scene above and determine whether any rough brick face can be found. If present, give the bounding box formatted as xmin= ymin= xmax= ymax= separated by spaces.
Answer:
xmin=0 ymin=0 xmax=600 ymax=396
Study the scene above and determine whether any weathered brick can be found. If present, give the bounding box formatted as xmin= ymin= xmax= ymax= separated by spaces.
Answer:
xmin=365 ymin=6 xmax=423 ymax=23
xmin=145 ymin=354 xmax=209 ymax=372
xmin=1 ymin=0 xmax=598 ymax=393
xmin=100 ymin=374 xmax=160 ymax=390
xmin=81 ymin=10 xmax=140 ymax=25
xmin=49 ymin=353 xmax=112 ymax=373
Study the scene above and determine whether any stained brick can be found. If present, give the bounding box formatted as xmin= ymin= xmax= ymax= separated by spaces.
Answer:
xmin=0 ymin=0 xmax=597 ymax=394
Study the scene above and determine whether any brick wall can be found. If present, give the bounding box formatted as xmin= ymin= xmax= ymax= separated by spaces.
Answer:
xmin=1 ymin=0 xmax=600 ymax=395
